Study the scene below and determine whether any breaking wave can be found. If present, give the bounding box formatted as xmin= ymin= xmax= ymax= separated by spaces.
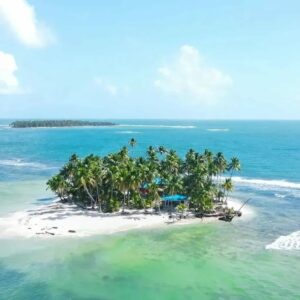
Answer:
xmin=266 ymin=231 xmax=300 ymax=250
xmin=207 ymin=128 xmax=229 ymax=132
xmin=274 ymin=193 xmax=286 ymax=198
xmin=227 ymin=197 xmax=255 ymax=219
xmin=116 ymin=131 xmax=140 ymax=134
xmin=232 ymin=176 xmax=300 ymax=190
xmin=119 ymin=124 xmax=196 ymax=129
xmin=0 ymin=159 xmax=52 ymax=169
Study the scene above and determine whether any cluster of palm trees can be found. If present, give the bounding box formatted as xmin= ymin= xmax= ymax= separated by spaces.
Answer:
xmin=47 ymin=139 xmax=241 ymax=213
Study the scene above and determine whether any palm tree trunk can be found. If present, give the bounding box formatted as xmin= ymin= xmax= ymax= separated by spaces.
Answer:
xmin=96 ymin=185 xmax=102 ymax=213
xmin=84 ymin=185 xmax=96 ymax=209
xmin=122 ymin=193 xmax=126 ymax=213
xmin=225 ymin=192 xmax=228 ymax=204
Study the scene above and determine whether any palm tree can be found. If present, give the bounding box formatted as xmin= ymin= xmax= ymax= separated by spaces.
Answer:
xmin=162 ymin=150 xmax=180 ymax=178
xmin=222 ymin=178 xmax=233 ymax=203
xmin=214 ymin=152 xmax=227 ymax=174
xmin=89 ymin=156 xmax=106 ymax=212
xmin=127 ymin=161 xmax=143 ymax=206
xmin=147 ymin=146 xmax=157 ymax=160
xmin=148 ymin=182 xmax=161 ymax=213
xmin=158 ymin=146 xmax=168 ymax=155
xmin=204 ymin=149 xmax=213 ymax=163
xmin=147 ymin=146 xmax=159 ymax=175
xmin=47 ymin=175 xmax=68 ymax=201
xmin=184 ymin=149 xmax=198 ymax=175
xmin=103 ymin=164 xmax=119 ymax=211
xmin=115 ymin=164 xmax=129 ymax=213
xmin=118 ymin=146 xmax=129 ymax=162
xmin=213 ymin=152 xmax=227 ymax=189
xmin=227 ymin=157 xmax=241 ymax=178
xmin=129 ymin=138 xmax=137 ymax=148
xmin=76 ymin=170 xmax=96 ymax=208
xmin=115 ymin=159 xmax=141 ymax=213
xmin=73 ymin=155 xmax=100 ymax=208
xmin=165 ymin=174 xmax=183 ymax=195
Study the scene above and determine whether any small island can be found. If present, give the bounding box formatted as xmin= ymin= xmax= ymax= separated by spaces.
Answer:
xmin=10 ymin=120 xmax=117 ymax=128
xmin=45 ymin=140 xmax=241 ymax=231
xmin=0 ymin=139 xmax=243 ymax=238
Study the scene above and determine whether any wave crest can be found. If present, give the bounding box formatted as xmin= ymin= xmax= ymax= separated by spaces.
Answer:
xmin=119 ymin=124 xmax=196 ymax=129
xmin=207 ymin=128 xmax=229 ymax=132
xmin=266 ymin=231 xmax=300 ymax=250
xmin=116 ymin=131 xmax=140 ymax=134
xmin=0 ymin=159 xmax=51 ymax=169
xmin=274 ymin=193 xmax=286 ymax=198
xmin=232 ymin=176 xmax=300 ymax=190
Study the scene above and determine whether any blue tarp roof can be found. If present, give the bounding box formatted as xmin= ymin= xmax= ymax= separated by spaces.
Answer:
xmin=161 ymin=194 xmax=188 ymax=201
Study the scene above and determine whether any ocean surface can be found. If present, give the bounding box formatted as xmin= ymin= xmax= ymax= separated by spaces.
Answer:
xmin=0 ymin=120 xmax=299 ymax=299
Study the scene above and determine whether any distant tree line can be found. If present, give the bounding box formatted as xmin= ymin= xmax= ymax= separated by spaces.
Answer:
xmin=10 ymin=120 xmax=116 ymax=128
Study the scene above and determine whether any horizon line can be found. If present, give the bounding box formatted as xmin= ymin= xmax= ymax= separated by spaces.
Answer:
xmin=1 ymin=118 xmax=300 ymax=121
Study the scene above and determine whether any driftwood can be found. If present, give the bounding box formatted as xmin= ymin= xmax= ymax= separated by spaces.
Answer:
xmin=35 ymin=231 xmax=55 ymax=235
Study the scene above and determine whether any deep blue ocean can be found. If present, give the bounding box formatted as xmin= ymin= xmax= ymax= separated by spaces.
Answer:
xmin=1 ymin=119 xmax=300 ymax=182
xmin=0 ymin=119 xmax=299 ymax=299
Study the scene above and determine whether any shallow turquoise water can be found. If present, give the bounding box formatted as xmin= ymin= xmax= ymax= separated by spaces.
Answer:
xmin=0 ymin=120 xmax=299 ymax=299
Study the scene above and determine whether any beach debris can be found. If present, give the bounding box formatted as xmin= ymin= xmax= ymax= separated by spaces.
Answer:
xmin=35 ymin=231 xmax=55 ymax=236
xmin=218 ymin=214 xmax=234 ymax=222
xmin=45 ymin=231 xmax=55 ymax=235
xmin=219 ymin=198 xmax=251 ymax=222
xmin=68 ymin=230 xmax=76 ymax=233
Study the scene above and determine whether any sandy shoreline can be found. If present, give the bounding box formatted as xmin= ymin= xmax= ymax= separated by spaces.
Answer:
xmin=0 ymin=198 xmax=252 ymax=239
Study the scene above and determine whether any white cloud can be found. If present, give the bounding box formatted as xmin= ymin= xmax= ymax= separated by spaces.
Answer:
xmin=0 ymin=50 xmax=21 ymax=94
xmin=154 ymin=45 xmax=232 ymax=102
xmin=94 ymin=77 xmax=128 ymax=96
xmin=0 ymin=0 xmax=53 ymax=47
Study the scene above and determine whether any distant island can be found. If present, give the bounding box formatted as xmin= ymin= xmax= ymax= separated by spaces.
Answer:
xmin=10 ymin=120 xmax=117 ymax=128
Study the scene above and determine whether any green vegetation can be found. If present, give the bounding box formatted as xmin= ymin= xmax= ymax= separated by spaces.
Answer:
xmin=47 ymin=139 xmax=241 ymax=213
xmin=10 ymin=120 xmax=116 ymax=128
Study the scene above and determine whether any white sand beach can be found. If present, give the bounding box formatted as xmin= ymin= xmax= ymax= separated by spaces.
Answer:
xmin=0 ymin=198 xmax=253 ymax=239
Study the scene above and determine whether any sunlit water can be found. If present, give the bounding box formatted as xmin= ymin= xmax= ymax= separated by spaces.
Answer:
xmin=0 ymin=120 xmax=299 ymax=299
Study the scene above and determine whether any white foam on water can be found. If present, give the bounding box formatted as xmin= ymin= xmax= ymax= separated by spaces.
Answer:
xmin=0 ymin=159 xmax=51 ymax=169
xmin=274 ymin=193 xmax=286 ymax=198
xmin=116 ymin=131 xmax=140 ymax=134
xmin=119 ymin=124 xmax=196 ymax=129
xmin=266 ymin=231 xmax=300 ymax=250
xmin=232 ymin=176 xmax=300 ymax=190
xmin=227 ymin=198 xmax=256 ymax=220
xmin=207 ymin=128 xmax=229 ymax=132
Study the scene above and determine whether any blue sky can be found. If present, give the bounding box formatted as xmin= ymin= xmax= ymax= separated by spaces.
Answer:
xmin=0 ymin=0 xmax=300 ymax=119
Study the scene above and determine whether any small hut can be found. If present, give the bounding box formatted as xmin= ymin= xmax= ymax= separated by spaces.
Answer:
xmin=161 ymin=194 xmax=188 ymax=210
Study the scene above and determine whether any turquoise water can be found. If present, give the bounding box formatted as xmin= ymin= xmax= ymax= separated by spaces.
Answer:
xmin=0 ymin=120 xmax=299 ymax=299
